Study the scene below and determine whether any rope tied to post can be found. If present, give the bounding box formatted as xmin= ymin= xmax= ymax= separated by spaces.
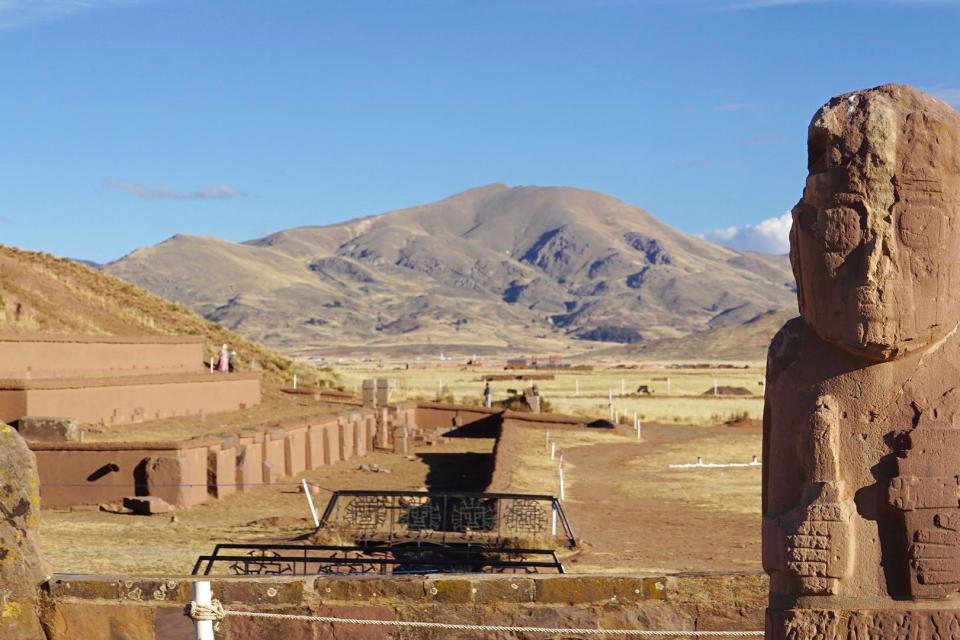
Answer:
xmin=186 ymin=598 xmax=226 ymax=630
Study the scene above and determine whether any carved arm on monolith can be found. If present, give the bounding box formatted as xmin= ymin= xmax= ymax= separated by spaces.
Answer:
xmin=764 ymin=396 xmax=855 ymax=595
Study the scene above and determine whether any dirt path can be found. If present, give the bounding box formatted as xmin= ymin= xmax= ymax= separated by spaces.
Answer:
xmin=561 ymin=423 xmax=762 ymax=574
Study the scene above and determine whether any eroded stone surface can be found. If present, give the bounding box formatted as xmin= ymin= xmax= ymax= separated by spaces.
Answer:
xmin=0 ymin=422 xmax=49 ymax=638
xmin=765 ymin=84 xmax=960 ymax=638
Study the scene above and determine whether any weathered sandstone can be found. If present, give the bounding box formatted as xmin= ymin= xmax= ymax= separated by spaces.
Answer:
xmin=764 ymin=84 xmax=960 ymax=638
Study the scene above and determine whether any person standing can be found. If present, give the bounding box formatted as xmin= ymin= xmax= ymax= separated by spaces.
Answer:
xmin=216 ymin=344 xmax=229 ymax=372
xmin=483 ymin=381 xmax=492 ymax=408
xmin=228 ymin=349 xmax=237 ymax=373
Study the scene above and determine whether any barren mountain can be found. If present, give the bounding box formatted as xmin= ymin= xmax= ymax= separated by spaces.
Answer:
xmin=105 ymin=184 xmax=796 ymax=357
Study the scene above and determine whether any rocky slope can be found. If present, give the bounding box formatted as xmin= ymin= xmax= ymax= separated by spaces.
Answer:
xmin=105 ymin=184 xmax=796 ymax=357
xmin=0 ymin=245 xmax=333 ymax=384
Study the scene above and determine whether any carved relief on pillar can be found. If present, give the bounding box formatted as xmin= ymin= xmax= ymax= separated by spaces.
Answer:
xmin=888 ymin=411 xmax=960 ymax=598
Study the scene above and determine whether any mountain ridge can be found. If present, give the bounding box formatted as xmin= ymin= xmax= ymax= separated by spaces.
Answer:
xmin=105 ymin=184 xmax=796 ymax=358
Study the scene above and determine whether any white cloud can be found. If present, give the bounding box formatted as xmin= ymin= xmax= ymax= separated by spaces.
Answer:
xmin=702 ymin=212 xmax=792 ymax=254
xmin=103 ymin=180 xmax=244 ymax=200
xmin=0 ymin=0 xmax=145 ymax=30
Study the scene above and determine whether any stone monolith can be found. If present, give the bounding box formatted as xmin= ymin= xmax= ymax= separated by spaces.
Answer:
xmin=0 ymin=422 xmax=49 ymax=638
xmin=763 ymin=84 xmax=960 ymax=638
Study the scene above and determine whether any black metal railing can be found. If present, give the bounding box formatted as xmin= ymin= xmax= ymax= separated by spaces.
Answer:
xmin=315 ymin=490 xmax=577 ymax=548
xmin=192 ymin=542 xmax=565 ymax=576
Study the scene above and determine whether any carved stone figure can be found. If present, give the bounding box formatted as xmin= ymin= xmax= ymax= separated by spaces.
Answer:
xmin=764 ymin=84 xmax=960 ymax=638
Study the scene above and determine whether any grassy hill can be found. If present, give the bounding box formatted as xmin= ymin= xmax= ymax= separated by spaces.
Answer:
xmin=0 ymin=244 xmax=336 ymax=386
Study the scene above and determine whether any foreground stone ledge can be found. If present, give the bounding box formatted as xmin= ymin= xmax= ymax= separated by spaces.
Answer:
xmin=41 ymin=573 xmax=765 ymax=640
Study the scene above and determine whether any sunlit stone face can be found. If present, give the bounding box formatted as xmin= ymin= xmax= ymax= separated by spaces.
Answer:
xmin=790 ymin=94 xmax=960 ymax=361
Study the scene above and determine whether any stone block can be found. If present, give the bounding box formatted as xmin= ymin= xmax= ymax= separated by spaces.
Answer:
xmin=354 ymin=419 xmax=367 ymax=457
xmin=375 ymin=377 xmax=394 ymax=406
xmin=361 ymin=379 xmax=376 ymax=408
xmin=17 ymin=416 xmax=80 ymax=442
xmin=208 ymin=446 xmax=236 ymax=498
xmin=338 ymin=420 xmax=352 ymax=460
xmin=323 ymin=423 xmax=339 ymax=465
xmin=263 ymin=459 xmax=277 ymax=484
xmin=263 ymin=436 xmax=285 ymax=478
xmin=122 ymin=495 xmax=174 ymax=515
xmin=306 ymin=424 xmax=325 ymax=470
xmin=393 ymin=426 xmax=410 ymax=454
xmin=142 ymin=455 xmax=187 ymax=507
xmin=237 ymin=443 xmax=263 ymax=490
xmin=284 ymin=428 xmax=307 ymax=476
xmin=473 ymin=576 xmax=535 ymax=603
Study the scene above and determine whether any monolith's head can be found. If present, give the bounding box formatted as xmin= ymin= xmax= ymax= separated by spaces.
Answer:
xmin=791 ymin=84 xmax=960 ymax=361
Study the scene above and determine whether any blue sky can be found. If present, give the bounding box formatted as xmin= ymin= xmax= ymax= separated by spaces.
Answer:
xmin=1 ymin=0 xmax=958 ymax=262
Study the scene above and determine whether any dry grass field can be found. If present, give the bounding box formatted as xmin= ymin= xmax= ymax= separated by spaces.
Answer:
xmin=336 ymin=361 xmax=765 ymax=425
xmin=492 ymin=420 xmax=762 ymax=574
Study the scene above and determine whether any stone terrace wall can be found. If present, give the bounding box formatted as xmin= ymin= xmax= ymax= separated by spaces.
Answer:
xmin=30 ymin=401 xmax=588 ymax=509
xmin=0 ymin=373 xmax=261 ymax=425
xmin=0 ymin=334 xmax=205 ymax=380
xmin=40 ymin=573 xmax=766 ymax=640
xmin=31 ymin=409 xmax=387 ymax=508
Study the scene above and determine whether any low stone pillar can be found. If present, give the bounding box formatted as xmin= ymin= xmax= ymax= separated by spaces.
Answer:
xmin=393 ymin=425 xmax=410 ymax=454
xmin=0 ymin=423 xmax=48 ymax=639
xmin=236 ymin=443 xmax=263 ymax=490
xmin=375 ymin=408 xmax=390 ymax=449
xmin=361 ymin=379 xmax=377 ymax=408
xmin=208 ymin=447 xmax=236 ymax=498
xmin=306 ymin=424 xmax=325 ymax=470
xmin=375 ymin=377 xmax=394 ymax=406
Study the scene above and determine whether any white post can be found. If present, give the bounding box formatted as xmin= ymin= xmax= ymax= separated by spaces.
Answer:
xmin=558 ymin=464 xmax=565 ymax=501
xmin=293 ymin=374 xmax=298 ymax=390
xmin=208 ymin=357 xmax=214 ymax=373
xmin=193 ymin=581 xmax=214 ymax=640
xmin=551 ymin=503 xmax=558 ymax=536
xmin=302 ymin=479 xmax=320 ymax=528
xmin=608 ymin=387 xmax=614 ymax=419
xmin=713 ymin=378 xmax=718 ymax=397
xmin=550 ymin=442 xmax=556 ymax=460
xmin=614 ymin=409 xmax=619 ymax=424
xmin=666 ymin=377 xmax=672 ymax=395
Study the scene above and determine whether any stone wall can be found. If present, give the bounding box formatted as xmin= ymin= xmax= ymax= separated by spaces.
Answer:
xmin=0 ymin=334 xmax=204 ymax=380
xmin=31 ymin=409 xmax=387 ymax=509
xmin=30 ymin=401 xmax=591 ymax=510
xmin=0 ymin=373 xmax=261 ymax=425
xmin=39 ymin=573 xmax=766 ymax=640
